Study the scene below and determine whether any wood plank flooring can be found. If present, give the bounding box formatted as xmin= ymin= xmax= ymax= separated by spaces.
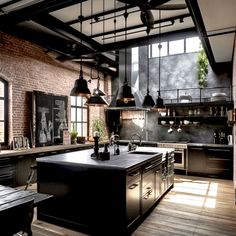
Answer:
xmin=32 ymin=175 xmax=236 ymax=236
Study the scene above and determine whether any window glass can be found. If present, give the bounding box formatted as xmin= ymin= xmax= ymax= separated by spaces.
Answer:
xmin=0 ymin=122 xmax=4 ymax=142
xmin=0 ymin=79 xmax=7 ymax=144
xmin=71 ymin=96 xmax=76 ymax=106
xmin=83 ymin=123 xmax=87 ymax=137
xmin=83 ymin=108 xmax=87 ymax=120
xmin=169 ymin=39 xmax=184 ymax=55
xmin=71 ymin=108 xmax=76 ymax=122
xmin=0 ymin=100 xmax=4 ymax=120
xmin=70 ymin=96 xmax=88 ymax=138
xmin=0 ymin=81 xmax=4 ymax=97
xmin=76 ymin=123 xmax=82 ymax=135
xmin=152 ymin=42 xmax=167 ymax=57
xmin=186 ymin=37 xmax=201 ymax=53
xmin=132 ymin=47 xmax=139 ymax=64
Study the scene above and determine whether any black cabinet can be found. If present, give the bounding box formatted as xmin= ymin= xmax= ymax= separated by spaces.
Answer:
xmin=188 ymin=145 xmax=233 ymax=179
xmin=188 ymin=146 xmax=206 ymax=174
xmin=126 ymin=168 xmax=141 ymax=226
xmin=0 ymin=157 xmax=15 ymax=186
xmin=205 ymin=147 xmax=233 ymax=179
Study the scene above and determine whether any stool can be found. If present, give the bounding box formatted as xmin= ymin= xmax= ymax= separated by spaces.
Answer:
xmin=24 ymin=164 xmax=37 ymax=191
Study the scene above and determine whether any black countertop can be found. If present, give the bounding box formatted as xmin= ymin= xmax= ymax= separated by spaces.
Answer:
xmin=188 ymin=143 xmax=233 ymax=148
xmin=37 ymin=148 xmax=163 ymax=170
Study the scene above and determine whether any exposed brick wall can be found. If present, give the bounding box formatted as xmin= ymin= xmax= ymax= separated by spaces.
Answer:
xmin=0 ymin=32 xmax=111 ymax=146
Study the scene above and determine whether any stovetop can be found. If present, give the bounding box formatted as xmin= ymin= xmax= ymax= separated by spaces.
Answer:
xmin=157 ymin=141 xmax=188 ymax=149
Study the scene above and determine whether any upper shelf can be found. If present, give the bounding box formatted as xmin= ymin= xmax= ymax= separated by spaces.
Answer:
xmin=164 ymin=101 xmax=233 ymax=107
xmin=161 ymin=86 xmax=233 ymax=106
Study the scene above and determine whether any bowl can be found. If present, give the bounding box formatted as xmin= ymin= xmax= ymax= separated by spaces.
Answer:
xmin=183 ymin=120 xmax=190 ymax=125
xmin=161 ymin=121 xmax=166 ymax=125
xmin=160 ymin=112 xmax=166 ymax=117
xmin=193 ymin=121 xmax=200 ymax=125
xmin=169 ymin=121 xmax=174 ymax=125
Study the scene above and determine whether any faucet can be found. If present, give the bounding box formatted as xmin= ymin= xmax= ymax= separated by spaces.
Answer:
xmin=128 ymin=133 xmax=142 ymax=151
xmin=109 ymin=133 xmax=120 ymax=155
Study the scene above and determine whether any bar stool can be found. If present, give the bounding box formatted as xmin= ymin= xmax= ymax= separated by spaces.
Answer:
xmin=24 ymin=164 xmax=37 ymax=191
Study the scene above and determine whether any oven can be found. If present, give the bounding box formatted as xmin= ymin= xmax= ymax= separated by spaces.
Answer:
xmin=157 ymin=142 xmax=188 ymax=174
xmin=173 ymin=148 xmax=185 ymax=169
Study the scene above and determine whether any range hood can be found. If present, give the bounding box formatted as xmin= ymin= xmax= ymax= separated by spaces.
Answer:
xmin=107 ymin=89 xmax=149 ymax=111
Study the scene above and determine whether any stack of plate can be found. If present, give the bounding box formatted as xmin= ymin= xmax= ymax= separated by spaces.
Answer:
xmin=211 ymin=92 xmax=227 ymax=102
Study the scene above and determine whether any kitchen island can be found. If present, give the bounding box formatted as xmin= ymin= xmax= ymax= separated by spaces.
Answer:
xmin=36 ymin=147 xmax=174 ymax=235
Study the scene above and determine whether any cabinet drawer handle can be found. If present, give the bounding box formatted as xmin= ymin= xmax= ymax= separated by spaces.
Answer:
xmin=208 ymin=158 xmax=230 ymax=161
xmin=144 ymin=164 xmax=154 ymax=170
xmin=129 ymin=183 xmax=139 ymax=189
xmin=128 ymin=171 xmax=139 ymax=177
xmin=207 ymin=149 xmax=230 ymax=152
xmin=190 ymin=147 xmax=203 ymax=150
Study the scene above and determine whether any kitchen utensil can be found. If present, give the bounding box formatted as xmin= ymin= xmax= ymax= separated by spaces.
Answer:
xmin=180 ymin=94 xmax=192 ymax=103
xmin=177 ymin=125 xmax=182 ymax=133
xmin=168 ymin=126 xmax=173 ymax=134
xmin=211 ymin=92 xmax=227 ymax=101
xmin=160 ymin=112 xmax=166 ymax=117
xmin=228 ymin=135 xmax=233 ymax=145
xmin=183 ymin=120 xmax=190 ymax=125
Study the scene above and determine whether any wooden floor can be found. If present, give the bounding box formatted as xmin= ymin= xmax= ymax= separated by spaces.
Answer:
xmin=31 ymin=175 xmax=236 ymax=236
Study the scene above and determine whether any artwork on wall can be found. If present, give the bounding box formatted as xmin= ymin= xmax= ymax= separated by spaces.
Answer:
xmin=33 ymin=91 xmax=68 ymax=147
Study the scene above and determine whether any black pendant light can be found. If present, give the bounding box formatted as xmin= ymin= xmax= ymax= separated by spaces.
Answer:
xmin=143 ymin=31 xmax=155 ymax=108
xmin=85 ymin=71 xmax=108 ymax=106
xmin=70 ymin=2 xmax=91 ymax=98
xmin=116 ymin=6 xmax=135 ymax=107
xmin=153 ymin=10 xmax=165 ymax=111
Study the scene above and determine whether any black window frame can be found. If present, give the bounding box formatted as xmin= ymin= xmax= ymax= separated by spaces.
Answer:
xmin=0 ymin=78 xmax=8 ymax=145
xmin=70 ymin=96 xmax=88 ymax=138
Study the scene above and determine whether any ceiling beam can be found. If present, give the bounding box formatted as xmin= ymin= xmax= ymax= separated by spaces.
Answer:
xmin=185 ymin=0 xmax=216 ymax=69
xmin=99 ymin=27 xmax=197 ymax=52
xmin=32 ymin=13 xmax=101 ymax=51
xmin=91 ymin=13 xmax=191 ymax=39
xmin=0 ymin=0 xmax=22 ymax=9
xmin=0 ymin=0 xmax=86 ymax=26
xmin=66 ymin=5 xmax=135 ymax=25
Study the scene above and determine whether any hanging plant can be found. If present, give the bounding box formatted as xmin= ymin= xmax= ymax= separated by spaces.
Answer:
xmin=197 ymin=49 xmax=209 ymax=88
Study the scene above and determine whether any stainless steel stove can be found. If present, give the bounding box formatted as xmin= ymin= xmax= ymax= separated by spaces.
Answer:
xmin=157 ymin=141 xmax=188 ymax=173
xmin=157 ymin=141 xmax=188 ymax=150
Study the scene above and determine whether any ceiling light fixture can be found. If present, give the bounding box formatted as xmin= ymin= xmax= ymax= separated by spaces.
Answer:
xmin=116 ymin=6 xmax=135 ymax=107
xmin=143 ymin=30 xmax=155 ymax=108
xmin=153 ymin=10 xmax=165 ymax=112
xmin=70 ymin=2 xmax=91 ymax=98
xmin=86 ymin=70 xmax=108 ymax=106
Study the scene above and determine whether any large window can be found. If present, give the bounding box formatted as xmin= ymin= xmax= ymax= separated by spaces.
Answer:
xmin=150 ymin=36 xmax=201 ymax=58
xmin=71 ymin=96 xmax=88 ymax=137
xmin=0 ymin=78 xmax=8 ymax=144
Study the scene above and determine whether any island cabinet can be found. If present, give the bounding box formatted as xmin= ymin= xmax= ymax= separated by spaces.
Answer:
xmin=37 ymin=149 xmax=173 ymax=235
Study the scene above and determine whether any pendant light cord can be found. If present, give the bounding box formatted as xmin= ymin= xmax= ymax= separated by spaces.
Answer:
xmin=158 ymin=10 xmax=162 ymax=96
xmin=79 ymin=2 xmax=83 ymax=76
xmin=124 ymin=5 xmax=128 ymax=85
xmin=147 ymin=32 xmax=150 ymax=94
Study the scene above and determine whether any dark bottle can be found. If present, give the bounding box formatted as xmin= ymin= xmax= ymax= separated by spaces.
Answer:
xmin=213 ymin=130 xmax=219 ymax=144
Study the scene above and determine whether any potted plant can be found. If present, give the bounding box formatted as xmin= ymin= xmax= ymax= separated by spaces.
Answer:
xmin=70 ymin=129 xmax=78 ymax=144
xmin=91 ymin=119 xmax=107 ymax=140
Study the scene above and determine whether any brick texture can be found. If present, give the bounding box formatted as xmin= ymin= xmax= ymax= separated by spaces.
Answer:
xmin=0 ymin=32 xmax=111 ymax=146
